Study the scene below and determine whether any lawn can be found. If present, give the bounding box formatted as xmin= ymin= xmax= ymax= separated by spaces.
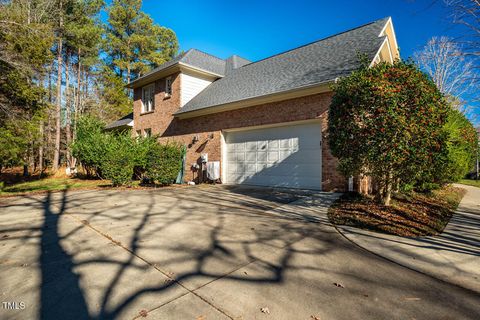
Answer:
xmin=0 ymin=177 xmax=112 ymax=196
xmin=328 ymin=185 xmax=466 ymax=237
xmin=458 ymin=179 xmax=480 ymax=188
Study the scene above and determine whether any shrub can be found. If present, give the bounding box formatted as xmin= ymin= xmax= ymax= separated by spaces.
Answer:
xmin=71 ymin=116 xmax=108 ymax=177
xmin=144 ymin=143 xmax=183 ymax=185
xmin=329 ymin=60 xmax=449 ymax=205
xmin=442 ymin=109 xmax=478 ymax=182
xmin=71 ymin=116 xmax=184 ymax=186
xmin=100 ymin=133 xmax=136 ymax=186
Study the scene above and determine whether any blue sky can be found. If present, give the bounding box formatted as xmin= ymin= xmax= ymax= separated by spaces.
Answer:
xmin=143 ymin=0 xmax=457 ymax=61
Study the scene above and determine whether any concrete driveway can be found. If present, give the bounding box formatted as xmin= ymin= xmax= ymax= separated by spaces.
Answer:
xmin=0 ymin=185 xmax=479 ymax=320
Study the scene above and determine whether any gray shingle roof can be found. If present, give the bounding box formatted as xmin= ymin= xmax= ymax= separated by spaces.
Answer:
xmin=105 ymin=112 xmax=133 ymax=130
xmin=128 ymin=49 xmax=227 ymax=87
xmin=176 ymin=17 xmax=389 ymax=115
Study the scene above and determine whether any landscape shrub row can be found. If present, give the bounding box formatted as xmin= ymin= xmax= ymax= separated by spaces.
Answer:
xmin=71 ymin=116 xmax=183 ymax=186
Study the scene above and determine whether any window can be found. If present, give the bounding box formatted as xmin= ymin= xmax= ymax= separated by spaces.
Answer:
xmin=143 ymin=128 xmax=152 ymax=138
xmin=142 ymin=84 xmax=155 ymax=113
xmin=165 ymin=77 xmax=172 ymax=97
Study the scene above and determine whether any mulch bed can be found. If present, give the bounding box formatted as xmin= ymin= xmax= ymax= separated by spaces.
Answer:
xmin=328 ymin=185 xmax=466 ymax=237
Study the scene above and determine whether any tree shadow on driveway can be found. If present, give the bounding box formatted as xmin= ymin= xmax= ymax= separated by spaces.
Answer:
xmin=1 ymin=185 xmax=480 ymax=319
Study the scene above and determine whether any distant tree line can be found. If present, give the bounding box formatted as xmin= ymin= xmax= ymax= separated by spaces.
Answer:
xmin=0 ymin=0 xmax=178 ymax=174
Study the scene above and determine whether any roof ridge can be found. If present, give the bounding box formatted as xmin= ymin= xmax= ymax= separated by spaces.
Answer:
xmin=239 ymin=17 xmax=390 ymax=68
xmin=187 ymin=48 xmax=225 ymax=62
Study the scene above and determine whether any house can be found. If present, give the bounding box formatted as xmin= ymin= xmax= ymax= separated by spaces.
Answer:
xmin=108 ymin=17 xmax=399 ymax=191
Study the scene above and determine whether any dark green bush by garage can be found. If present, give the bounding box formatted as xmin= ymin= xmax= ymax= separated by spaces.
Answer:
xmin=144 ymin=143 xmax=183 ymax=185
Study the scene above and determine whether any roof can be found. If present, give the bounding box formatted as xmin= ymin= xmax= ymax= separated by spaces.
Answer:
xmin=105 ymin=112 xmax=133 ymax=130
xmin=128 ymin=49 xmax=228 ymax=87
xmin=176 ymin=17 xmax=390 ymax=116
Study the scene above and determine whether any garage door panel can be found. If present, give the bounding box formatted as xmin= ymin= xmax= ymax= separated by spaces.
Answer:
xmin=224 ymin=122 xmax=321 ymax=190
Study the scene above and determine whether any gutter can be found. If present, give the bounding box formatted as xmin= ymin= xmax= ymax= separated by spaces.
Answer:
xmin=174 ymin=79 xmax=336 ymax=120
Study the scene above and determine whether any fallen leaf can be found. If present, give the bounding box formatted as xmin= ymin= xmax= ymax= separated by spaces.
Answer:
xmin=311 ymin=315 xmax=321 ymax=320
xmin=260 ymin=307 xmax=270 ymax=314
xmin=196 ymin=316 xmax=206 ymax=320
xmin=404 ymin=297 xmax=421 ymax=301
xmin=139 ymin=309 xmax=148 ymax=317
xmin=333 ymin=282 xmax=345 ymax=288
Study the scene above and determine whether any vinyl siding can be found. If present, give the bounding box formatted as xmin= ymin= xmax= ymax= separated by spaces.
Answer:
xmin=180 ymin=73 xmax=213 ymax=107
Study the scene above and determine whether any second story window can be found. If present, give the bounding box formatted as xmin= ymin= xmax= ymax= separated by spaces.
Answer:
xmin=142 ymin=84 xmax=155 ymax=113
xmin=165 ymin=77 xmax=172 ymax=97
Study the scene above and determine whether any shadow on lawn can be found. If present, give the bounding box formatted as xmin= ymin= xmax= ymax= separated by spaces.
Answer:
xmin=2 ymin=185 xmax=479 ymax=319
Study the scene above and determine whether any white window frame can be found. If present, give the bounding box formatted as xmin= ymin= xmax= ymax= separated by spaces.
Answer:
xmin=142 ymin=84 xmax=155 ymax=113
xmin=165 ymin=76 xmax=172 ymax=97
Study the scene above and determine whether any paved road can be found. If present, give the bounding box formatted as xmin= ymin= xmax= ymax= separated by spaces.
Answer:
xmin=0 ymin=185 xmax=479 ymax=320
xmin=337 ymin=184 xmax=480 ymax=292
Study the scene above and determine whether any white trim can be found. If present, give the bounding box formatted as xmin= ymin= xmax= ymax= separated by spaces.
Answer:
xmin=178 ymin=62 xmax=224 ymax=78
xmin=369 ymin=37 xmax=390 ymax=67
xmin=379 ymin=18 xmax=399 ymax=55
xmin=220 ymin=132 xmax=227 ymax=183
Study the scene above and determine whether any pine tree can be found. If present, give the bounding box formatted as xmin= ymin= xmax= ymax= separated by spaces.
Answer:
xmin=104 ymin=0 xmax=178 ymax=82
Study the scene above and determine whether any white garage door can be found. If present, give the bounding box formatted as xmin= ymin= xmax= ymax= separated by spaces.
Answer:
xmin=224 ymin=122 xmax=322 ymax=190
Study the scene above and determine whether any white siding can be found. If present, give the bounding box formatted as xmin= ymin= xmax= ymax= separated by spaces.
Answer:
xmin=180 ymin=73 xmax=213 ymax=107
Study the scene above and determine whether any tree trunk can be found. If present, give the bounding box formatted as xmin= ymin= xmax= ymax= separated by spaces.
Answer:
xmin=74 ymin=48 xmax=81 ymax=140
xmin=39 ymin=121 xmax=44 ymax=175
xmin=380 ymin=170 xmax=393 ymax=206
xmin=53 ymin=1 xmax=63 ymax=171
xmin=65 ymin=50 xmax=71 ymax=168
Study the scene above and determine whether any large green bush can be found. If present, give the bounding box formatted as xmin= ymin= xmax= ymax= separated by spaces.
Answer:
xmin=441 ymin=109 xmax=478 ymax=182
xmin=71 ymin=116 xmax=183 ymax=186
xmin=71 ymin=116 xmax=108 ymax=177
xmin=329 ymin=60 xmax=449 ymax=205
xmin=100 ymin=133 xmax=136 ymax=186
xmin=144 ymin=143 xmax=183 ymax=185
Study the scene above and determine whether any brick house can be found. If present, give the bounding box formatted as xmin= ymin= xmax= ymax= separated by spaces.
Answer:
xmin=106 ymin=17 xmax=399 ymax=191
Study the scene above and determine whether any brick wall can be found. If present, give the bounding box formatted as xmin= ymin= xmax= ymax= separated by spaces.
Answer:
xmin=133 ymin=77 xmax=347 ymax=191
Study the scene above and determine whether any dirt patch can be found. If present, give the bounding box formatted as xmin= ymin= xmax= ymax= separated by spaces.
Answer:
xmin=328 ymin=185 xmax=466 ymax=237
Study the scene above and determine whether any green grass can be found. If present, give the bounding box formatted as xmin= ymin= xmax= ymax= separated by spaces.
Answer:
xmin=458 ymin=179 xmax=480 ymax=188
xmin=0 ymin=177 xmax=112 ymax=196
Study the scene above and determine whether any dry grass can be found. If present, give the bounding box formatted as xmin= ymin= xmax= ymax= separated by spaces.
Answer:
xmin=328 ymin=185 xmax=466 ymax=237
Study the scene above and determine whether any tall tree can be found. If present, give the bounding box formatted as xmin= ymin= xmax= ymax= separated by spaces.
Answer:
xmin=52 ymin=0 xmax=64 ymax=171
xmin=101 ymin=0 xmax=178 ymax=121
xmin=414 ymin=36 xmax=475 ymax=112
xmin=0 ymin=0 xmax=55 ymax=173
xmin=104 ymin=0 xmax=178 ymax=83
